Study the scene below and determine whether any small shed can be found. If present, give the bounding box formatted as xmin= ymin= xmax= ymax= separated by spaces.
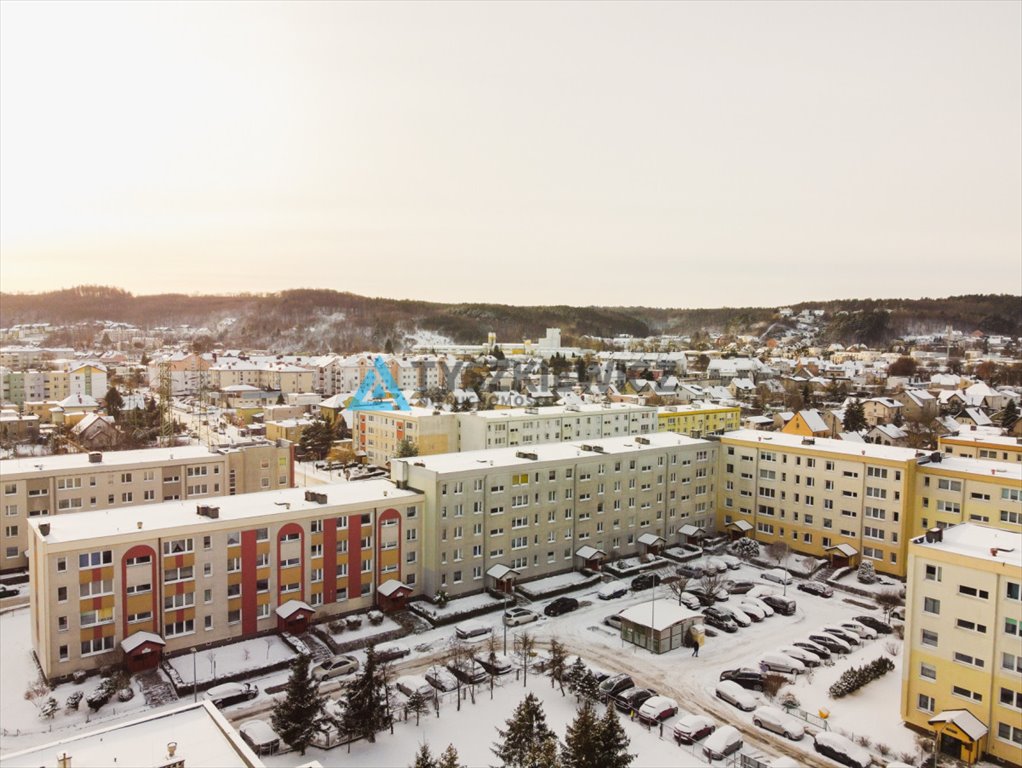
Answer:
xmin=678 ymin=524 xmax=706 ymax=544
xmin=275 ymin=599 xmax=315 ymax=633
xmin=617 ymin=600 xmax=704 ymax=654
xmin=377 ymin=579 xmax=413 ymax=612
xmin=637 ymin=533 xmax=666 ymax=556
xmin=120 ymin=631 xmax=166 ymax=674
xmin=574 ymin=545 xmax=606 ymax=571
xmin=825 ymin=542 xmax=859 ymax=569
xmin=486 ymin=564 xmax=520 ymax=595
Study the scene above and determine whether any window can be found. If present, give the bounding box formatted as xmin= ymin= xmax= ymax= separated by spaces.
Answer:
xmin=923 ymin=597 xmax=940 ymax=615
xmin=125 ymin=582 xmax=151 ymax=595
xmin=81 ymin=635 xmax=115 ymax=656
xmin=920 ymin=662 xmax=936 ymax=680
xmin=80 ymin=608 xmax=114 ymax=627
xmin=924 ymin=564 xmax=942 ymax=582
xmin=78 ymin=550 xmax=112 ymax=569
xmin=958 ymin=585 xmax=989 ymax=599
xmin=917 ymin=694 xmax=935 ymax=713
xmin=953 ymin=651 xmax=984 ymax=668
xmin=1007 ymin=582 xmax=1021 ymax=601
xmin=165 ymin=619 xmax=195 ymax=637
xmin=921 ymin=629 xmax=938 ymax=647
xmin=955 ymin=618 xmax=986 ymax=633
xmin=998 ymin=721 xmax=1022 ymax=746
xmin=163 ymin=592 xmax=195 ymax=610
xmin=1007 ymin=617 xmax=1020 ymax=636
xmin=162 ymin=538 xmax=193 ymax=555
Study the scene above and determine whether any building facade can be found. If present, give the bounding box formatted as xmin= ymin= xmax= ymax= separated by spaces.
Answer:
xmin=27 ymin=480 xmax=424 ymax=680
xmin=901 ymin=524 xmax=1022 ymax=765
xmin=938 ymin=432 xmax=1022 ymax=465
xmin=1 ymin=442 xmax=294 ymax=572
xmin=392 ymin=432 xmax=717 ymax=598
xmin=655 ymin=403 xmax=741 ymax=438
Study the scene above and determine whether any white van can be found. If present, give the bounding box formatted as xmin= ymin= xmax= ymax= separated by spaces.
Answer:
xmin=454 ymin=619 xmax=492 ymax=640
xmin=702 ymin=724 xmax=743 ymax=761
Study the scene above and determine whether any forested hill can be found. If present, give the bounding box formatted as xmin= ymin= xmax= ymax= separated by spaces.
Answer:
xmin=0 ymin=286 xmax=1018 ymax=353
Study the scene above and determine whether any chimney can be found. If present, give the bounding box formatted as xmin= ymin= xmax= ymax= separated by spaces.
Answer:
xmin=88 ymin=452 xmax=102 ymax=463
xmin=167 ymin=742 xmax=177 ymax=758
xmin=137 ymin=521 xmax=143 ymax=530
xmin=39 ymin=522 xmax=50 ymax=536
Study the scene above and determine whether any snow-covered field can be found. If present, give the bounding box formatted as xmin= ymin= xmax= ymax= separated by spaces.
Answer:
xmin=1 ymin=562 xmax=931 ymax=766
xmin=166 ymin=636 xmax=297 ymax=685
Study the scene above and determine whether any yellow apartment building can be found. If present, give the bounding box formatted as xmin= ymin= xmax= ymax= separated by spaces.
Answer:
xmin=656 ymin=403 xmax=741 ymax=438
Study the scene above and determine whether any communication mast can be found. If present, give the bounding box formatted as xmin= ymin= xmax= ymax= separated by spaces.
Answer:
xmin=158 ymin=361 xmax=174 ymax=447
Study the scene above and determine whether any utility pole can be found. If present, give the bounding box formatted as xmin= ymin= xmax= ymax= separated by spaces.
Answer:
xmin=158 ymin=362 xmax=174 ymax=447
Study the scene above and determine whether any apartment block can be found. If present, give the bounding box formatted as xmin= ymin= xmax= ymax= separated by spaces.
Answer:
xmin=355 ymin=403 xmax=658 ymax=467
xmin=717 ymin=431 xmax=920 ymax=577
xmin=915 ymin=456 xmax=1022 ymax=534
xmin=392 ymin=432 xmax=717 ymax=599
xmin=27 ymin=480 xmax=424 ymax=680
xmin=938 ymin=432 xmax=1022 ymax=465
xmin=656 ymin=403 xmax=741 ymax=438
xmin=902 ymin=524 xmax=1022 ymax=765
xmin=1 ymin=442 xmax=294 ymax=572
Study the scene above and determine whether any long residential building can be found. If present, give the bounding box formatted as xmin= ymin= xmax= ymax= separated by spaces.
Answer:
xmin=1 ymin=442 xmax=294 ymax=572
xmin=356 ymin=402 xmax=658 ymax=467
xmin=938 ymin=432 xmax=1022 ymax=465
xmin=715 ymin=431 xmax=1022 ymax=579
xmin=901 ymin=523 xmax=1022 ymax=766
xmin=392 ymin=432 xmax=717 ymax=598
xmin=27 ymin=480 xmax=424 ymax=680
xmin=655 ymin=402 xmax=741 ymax=438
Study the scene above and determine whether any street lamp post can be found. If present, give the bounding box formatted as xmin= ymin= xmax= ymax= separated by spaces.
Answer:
xmin=503 ymin=592 xmax=510 ymax=656
xmin=191 ymin=648 xmax=198 ymax=703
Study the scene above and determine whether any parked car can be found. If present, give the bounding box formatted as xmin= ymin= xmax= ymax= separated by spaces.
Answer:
xmin=797 ymin=581 xmax=834 ymax=598
xmin=778 ymin=646 xmax=822 ymax=667
xmin=760 ymin=653 xmax=806 ymax=675
xmin=752 ymin=706 xmax=805 ymax=740
xmin=447 ymin=659 xmax=489 ymax=684
xmin=813 ymin=731 xmax=873 ymax=768
xmin=396 ymin=675 xmax=434 ymax=699
xmin=793 ymin=639 xmax=832 ymax=660
xmin=613 ymin=686 xmax=657 ymax=714
xmin=544 ymin=596 xmax=580 ymax=617
xmin=239 ymin=719 xmax=281 ymax=756
xmin=715 ymin=680 xmax=758 ymax=711
xmin=678 ymin=592 xmax=702 ymax=610
xmin=702 ymin=557 xmax=730 ymax=574
xmin=597 ymin=580 xmax=630 ymax=600
xmin=726 ymin=580 xmax=756 ymax=595
xmin=598 ymin=673 xmax=634 ymax=702
xmin=690 ymin=586 xmax=729 ymax=605
xmin=761 ymin=568 xmax=793 ymax=585
xmin=725 ymin=605 xmax=753 ymax=627
xmin=425 ymin=665 xmax=459 ymax=692
xmin=475 ymin=653 xmax=514 ymax=676
xmin=702 ymin=724 xmax=743 ymax=761
xmin=760 ymin=594 xmax=796 ymax=616
xmin=854 ymin=615 xmax=893 ymax=634
xmin=503 ymin=607 xmax=539 ymax=626
xmin=738 ymin=601 xmax=766 ymax=621
xmin=704 ymin=607 xmax=738 ymax=633
xmin=312 ymin=654 xmax=360 ymax=681
xmin=0 ymin=586 xmax=19 ymax=599
xmin=840 ymin=621 xmax=878 ymax=640
xmin=719 ymin=668 xmax=765 ymax=691
xmin=638 ymin=695 xmax=679 ymax=723
xmin=673 ymin=714 xmax=716 ymax=744
xmin=822 ymin=626 xmax=861 ymax=645
xmin=205 ymin=682 xmax=259 ymax=708
xmin=604 ymin=613 xmax=624 ymax=630
xmin=742 ymin=595 xmax=774 ymax=616
xmin=455 ymin=619 xmax=493 ymax=640
xmin=630 ymin=573 xmax=663 ymax=591
xmin=718 ymin=555 xmax=742 ymax=570
xmin=808 ymin=632 xmax=852 ymax=654
xmin=676 ymin=565 xmax=705 ymax=579
xmin=375 ymin=643 xmax=410 ymax=662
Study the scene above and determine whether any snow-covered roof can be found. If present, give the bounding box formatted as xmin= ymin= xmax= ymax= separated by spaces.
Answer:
xmin=575 ymin=545 xmax=605 ymax=560
xmin=0 ymin=444 xmax=217 ymax=477
xmin=914 ymin=522 xmax=1021 ymax=565
xmin=727 ymin=520 xmax=753 ymax=532
xmin=929 ymin=709 xmax=988 ymax=740
xmin=798 ymin=410 xmax=829 ymax=433
xmin=825 ymin=543 xmax=858 ymax=557
xmin=638 ymin=533 xmax=665 ymax=546
xmin=721 ymin=429 xmax=922 ymax=462
xmin=486 ymin=564 xmax=519 ymax=580
xmin=121 ymin=631 xmax=165 ymax=653
xmin=377 ymin=579 xmax=412 ymax=597
xmin=275 ymin=599 xmax=314 ymax=619
xmin=870 ymin=424 xmax=907 ymax=440
xmin=58 ymin=393 xmax=99 ymax=408
xmin=679 ymin=524 xmax=705 ymax=537
xmin=618 ymin=600 xmax=703 ymax=632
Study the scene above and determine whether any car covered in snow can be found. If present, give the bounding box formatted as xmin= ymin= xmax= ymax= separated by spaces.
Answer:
xmin=742 ymin=595 xmax=774 ymax=616
xmin=840 ymin=620 xmax=878 ymax=639
xmin=702 ymin=724 xmax=743 ymax=761
xmin=725 ymin=580 xmax=756 ymax=595
xmin=637 ymin=695 xmax=678 ymax=723
xmin=715 ymin=680 xmax=758 ymax=711
xmin=821 ymin=625 xmax=861 ymax=646
xmin=737 ymin=601 xmax=765 ymax=621
xmin=797 ymin=581 xmax=834 ymax=598
xmin=778 ymin=645 xmax=822 ymax=667
xmin=703 ymin=606 xmax=738 ymax=633
xmin=854 ymin=615 xmax=893 ymax=634
xmin=447 ymin=659 xmax=489 ymax=684
xmin=597 ymin=580 xmax=630 ymax=600
xmin=759 ymin=652 xmax=806 ymax=675
xmin=613 ymin=686 xmax=657 ymax=714
xmin=598 ymin=673 xmax=634 ymax=702
xmin=792 ymin=639 xmax=832 ymax=660
xmin=808 ymin=632 xmax=852 ymax=654
xmin=474 ymin=653 xmax=514 ymax=676
xmin=425 ymin=665 xmax=459 ymax=692
xmin=724 ymin=605 xmax=753 ymax=627
xmin=205 ymin=682 xmax=258 ymax=708
xmin=375 ymin=643 xmax=411 ymax=662
xmin=673 ymin=714 xmax=716 ymax=744
xmin=719 ymin=668 xmax=765 ymax=691
xmin=813 ymin=731 xmax=872 ymax=768
xmin=455 ymin=619 xmax=493 ymax=640
xmin=760 ymin=594 xmax=796 ymax=615
xmin=761 ymin=568 xmax=793 ymax=585
xmin=752 ymin=706 xmax=805 ymax=740
xmin=395 ymin=675 xmax=434 ymax=699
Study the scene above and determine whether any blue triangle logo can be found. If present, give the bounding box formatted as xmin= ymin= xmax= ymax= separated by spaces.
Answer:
xmin=348 ymin=356 xmax=411 ymax=411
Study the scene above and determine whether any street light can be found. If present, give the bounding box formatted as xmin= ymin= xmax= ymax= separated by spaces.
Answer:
xmin=191 ymin=648 xmax=197 ymax=703
xmin=503 ymin=591 xmax=511 ymax=655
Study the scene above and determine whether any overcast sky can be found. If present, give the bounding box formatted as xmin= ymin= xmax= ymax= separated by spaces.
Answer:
xmin=1 ymin=1 xmax=1019 ymax=307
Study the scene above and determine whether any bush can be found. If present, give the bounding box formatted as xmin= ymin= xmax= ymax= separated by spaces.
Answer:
xmin=857 ymin=560 xmax=877 ymax=584
xmin=728 ymin=538 xmax=760 ymax=560
xmin=762 ymin=674 xmax=788 ymax=698
xmin=65 ymin=691 xmax=84 ymax=712
xmin=40 ymin=697 xmax=58 ymax=720
xmin=329 ymin=620 xmax=344 ymax=633
xmin=72 ymin=670 xmax=87 ymax=685
xmin=829 ymin=656 xmax=895 ymax=698
xmin=117 ymin=687 xmax=134 ymax=702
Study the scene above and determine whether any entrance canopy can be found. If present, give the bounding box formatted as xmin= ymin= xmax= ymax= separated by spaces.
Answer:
xmin=825 ymin=543 xmax=858 ymax=557
xmin=121 ymin=631 xmax=165 ymax=654
xmin=275 ymin=600 xmax=314 ymax=620
xmin=929 ymin=710 xmax=988 ymax=741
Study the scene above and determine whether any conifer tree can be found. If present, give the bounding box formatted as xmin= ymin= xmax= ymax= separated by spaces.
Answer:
xmin=411 ymin=743 xmax=437 ymax=768
xmin=270 ymin=654 xmax=325 ymax=756
xmin=561 ymin=699 xmax=602 ymax=768
xmin=342 ymin=647 xmax=389 ymax=747
xmin=492 ymin=692 xmax=559 ymax=768
xmin=843 ymin=398 xmax=867 ymax=432
xmin=548 ymin=639 xmax=568 ymax=694
xmin=406 ymin=689 xmax=429 ymax=726
xmin=437 ymin=744 xmax=464 ymax=768
xmin=596 ymin=704 xmax=634 ymax=768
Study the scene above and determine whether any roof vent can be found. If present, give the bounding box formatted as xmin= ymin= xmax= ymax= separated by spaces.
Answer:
xmin=801 ymin=437 xmax=815 ymax=445
xmin=635 ymin=436 xmax=650 ymax=445
xmin=88 ymin=452 xmax=102 ymax=463
xmin=924 ymin=527 xmax=943 ymax=544
xmin=515 ymin=451 xmax=538 ymax=461
xmin=304 ymin=491 xmax=328 ymax=504
xmin=39 ymin=522 xmax=50 ymax=536
xmin=196 ymin=505 xmax=220 ymax=519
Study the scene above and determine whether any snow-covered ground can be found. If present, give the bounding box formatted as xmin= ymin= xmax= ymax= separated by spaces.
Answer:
xmin=1 ymin=562 xmax=931 ymax=766
xmin=166 ymin=636 xmax=297 ymax=686
xmin=323 ymin=614 xmax=402 ymax=646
